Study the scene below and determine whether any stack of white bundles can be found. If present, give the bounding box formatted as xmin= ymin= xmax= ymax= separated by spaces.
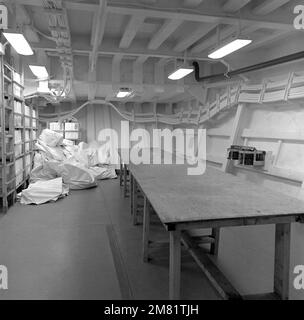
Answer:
xmin=14 ymin=130 xmax=22 ymax=143
xmin=13 ymin=72 xmax=21 ymax=84
xmin=65 ymin=131 xmax=79 ymax=140
xmin=32 ymin=109 xmax=37 ymax=118
xmin=25 ymin=116 xmax=30 ymax=127
xmin=25 ymin=154 xmax=31 ymax=167
xmin=25 ymin=154 xmax=31 ymax=175
xmin=65 ymin=122 xmax=79 ymax=131
xmin=25 ymin=130 xmax=30 ymax=141
xmin=39 ymin=129 xmax=63 ymax=147
xmin=49 ymin=122 xmax=62 ymax=131
xmin=14 ymin=115 xmax=22 ymax=127
xmin=15 ymin=158 xmax=23 ymax=175
xmin=19 ymin=177 xmax=69 ymax=205
xmin=24 ymin=105 xmax=31 ymax=116
xmin=14 ymin=101 xmax=22 ymax=113
xmin=14 ymin=130 xmax=22 ymax=157
xmin=33 ymin=119 xmax=37 ymax=128
xmin=15 ymin=158 xmax=24 ymax=186
xmin=25 ymin=142 xmax=30 ymax=153
xmin=13 ymin=85 xmax=22 ymax=97
xmin=62 ymin=139 xmax=74 ymax=146
xmin=33 ymin=130 xmax=37 ymax=139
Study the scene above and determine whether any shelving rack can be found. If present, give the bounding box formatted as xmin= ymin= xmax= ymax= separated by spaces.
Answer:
xmin=1 ymin=58 xmax=16 ymax=212
xmin=49 ymin=119 xmax=80 ymax=144
xmin=0 ymin=57 xmax=38 ymax=213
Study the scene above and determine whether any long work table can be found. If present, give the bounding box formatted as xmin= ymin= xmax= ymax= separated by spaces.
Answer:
xmin=126 ymin=162 xmax=304 ymax=300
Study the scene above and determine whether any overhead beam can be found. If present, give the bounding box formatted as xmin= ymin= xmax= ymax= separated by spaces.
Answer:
xmin=252 ymin=0 xmax=291 ymax=15
xmin=107 ymin=5 xmax=294 ymax=31
xmin=154 ymin=58 xmax=167 ymax=86
xmin=148 ymin=19 xmax=182 ymax=50
xmin=88 ymin=70 xmax=97 ymax=100
xmin=191 ymin=25 xmax=236 ymax=53
xmin=223 ymin=0 xmax=251 ymax=12
xmin=191 ymin=25 xmax=258 ymax=53
xmin=8 ymin=0 xmax=295 ymax=31
xmin=90 ymin=0 xmax=107 ymax=72
xmin=119 ymin=15 xmax=146 ymax=49
xmin=133 ymin=56 xmax=148 ymax=85
xmin=112 ymin=54 xmax=123 ymax=84
xmin=183 ymin=0 xmax=204 ymax=7
xmin=15 ymin=5 xmax=40 ymax=42
xmin=33 ymin=37 xmax=214 ymax=61
xmin=140 ymin=0 xmax=157 ymax=3
xmin=173 ymin=23 xmax=216 ymax=52
xmin=242 ymin=31 xmax=291 ymax=52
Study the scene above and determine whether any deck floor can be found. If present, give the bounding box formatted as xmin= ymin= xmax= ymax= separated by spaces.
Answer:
xmin=0 ymin=178 xmax=219 ymax=300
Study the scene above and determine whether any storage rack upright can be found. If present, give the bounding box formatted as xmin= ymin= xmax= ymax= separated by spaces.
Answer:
xmin=1 ymin=57 xmax=38 ymax=212
xmin=1 ymin=58 xmax=16 ymax=212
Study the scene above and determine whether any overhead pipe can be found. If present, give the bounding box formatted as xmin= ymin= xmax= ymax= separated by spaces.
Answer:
xmin=193 ymin=51 xmax=304 ymax=82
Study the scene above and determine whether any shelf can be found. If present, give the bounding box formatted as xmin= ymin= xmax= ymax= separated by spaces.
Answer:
xmin=1 ymin=58 xmax=38 ymax=211
xmin=4 ymin=75 xmax=12 ymax=83
xmin=7 ymin=189 xmax=16 ymax=196
xmin=15 ymin=154 xmax=25 ymax=160
xmin=13 ymin=81 xmax=24 ymax=89
xmin=14 ymin=96 xmax=24 ymax=103
xmin=6 ymin=151 xmax=14 ymax=156
xmin=6 ymin=177 xmax=16 ymax=185
xmin=0 ymin=162 xmax=15 ymax=168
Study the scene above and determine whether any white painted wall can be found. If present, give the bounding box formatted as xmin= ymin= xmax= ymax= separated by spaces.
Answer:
xmin=189 ymin=60 xmax=304 ymax=299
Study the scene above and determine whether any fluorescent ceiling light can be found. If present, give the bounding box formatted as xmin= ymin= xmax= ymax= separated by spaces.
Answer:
xmin=29 ymin=65 xmax=49 ymax=79
xmin=116 ymin=88 xmax=132 ymax=98
xmin=168 ymin=67 xmax=194 ymax=80
xmin=208 ymin=39 xmax=252 ymax=59
xmin=3 ymin=32 xmax=33 ymax=56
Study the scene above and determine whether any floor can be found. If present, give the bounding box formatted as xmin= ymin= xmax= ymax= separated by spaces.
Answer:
xmin=0 ymin=178 xmax=219 ymax=300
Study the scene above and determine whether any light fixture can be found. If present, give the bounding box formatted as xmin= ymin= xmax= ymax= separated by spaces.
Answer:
xmin=29 ymin=65 xmax=49 ymax=79
xmin=3 ymin=31 xmax=33 ymax=56
xmin=116 ymin=88 xmax=132 ymax=98
xmin=208 ymin=39 xmax=252 ymax=60
xmin=168 ymin=67 xmax=194 ymax=80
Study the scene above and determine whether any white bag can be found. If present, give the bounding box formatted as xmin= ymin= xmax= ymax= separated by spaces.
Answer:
xmin=20 ymin=177 xmax=69 ymax=205
xmin=45 ymin=161 xmax=97 ymax=190
xmin=39 ymin=129 xmax=63 ymax=147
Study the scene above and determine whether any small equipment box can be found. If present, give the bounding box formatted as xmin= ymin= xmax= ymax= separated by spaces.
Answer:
xmin=227 ymin=145 xmax=266 ymax=167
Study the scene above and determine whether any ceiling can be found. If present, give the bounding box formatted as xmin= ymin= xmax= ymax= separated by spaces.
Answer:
xmin=3 ymin=0 xmax=302 ymax=103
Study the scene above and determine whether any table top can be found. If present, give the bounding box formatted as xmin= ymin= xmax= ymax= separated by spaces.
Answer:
xmin=118 ymin=147 xmax=186 ymax=164
xmin=129 ymin=164 xmax=304 ymax=225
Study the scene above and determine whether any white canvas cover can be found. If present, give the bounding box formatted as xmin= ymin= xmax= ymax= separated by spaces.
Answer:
xmin=39 ymin=129 xmax=63 ymax=147
xmin=20 ymin=130 xmax=117 ymax=205
xmin=19 ymin=177 xmax=69 ymax=205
